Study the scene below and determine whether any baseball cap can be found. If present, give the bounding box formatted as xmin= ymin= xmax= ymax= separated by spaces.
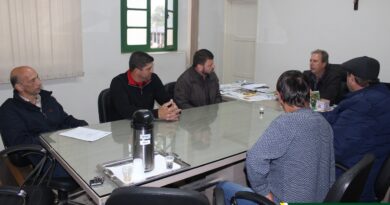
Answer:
xmin=342 ymin=56 xmax=380 ymax=80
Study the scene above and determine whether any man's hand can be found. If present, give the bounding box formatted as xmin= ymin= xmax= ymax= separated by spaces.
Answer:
xmin=158 ymin=100 xmax=181 ymax=121
xmin=266 ymin=192 xmax=274 ymax=202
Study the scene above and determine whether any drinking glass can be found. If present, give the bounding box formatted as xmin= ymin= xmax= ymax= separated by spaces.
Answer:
xmin=122 ymin=164 xmax=133 ymax=183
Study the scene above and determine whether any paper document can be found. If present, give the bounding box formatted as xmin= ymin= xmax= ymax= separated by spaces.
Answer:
xmin=220 ymin=83 xmax=275 ymax=102
xmin=241 ymin=83 xmax=269 ymax=91
xmin=226 ymin=91 xmax=274 ymax=102
xmin=220 ymin=83 xmax=242 ymax=94
xmin=60 ymin=127 xmax=111 ymax=142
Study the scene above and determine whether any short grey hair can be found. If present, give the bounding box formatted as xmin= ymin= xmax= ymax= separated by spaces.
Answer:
xmin=311 ymin=49 xmax=329 ymax=64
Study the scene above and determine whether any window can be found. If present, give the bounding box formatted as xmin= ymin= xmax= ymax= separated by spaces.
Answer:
xmin=121 ymin=0 xmax=178 ymax=53
xmin=0 ymin=0 xmax=83 ymax=84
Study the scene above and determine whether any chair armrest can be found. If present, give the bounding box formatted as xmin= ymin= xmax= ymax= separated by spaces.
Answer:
xmin=0 ymin=144 xmax=46 ymax=156
xmin=0 ymin=144 xmax=55 ymax=186
xmin=335 ymin=162 xmax=349 ymax=172
xmin=0 ymin=186 xmax=27 ymax=198
xmin=234 ymin=191 xmax=276 ymax=205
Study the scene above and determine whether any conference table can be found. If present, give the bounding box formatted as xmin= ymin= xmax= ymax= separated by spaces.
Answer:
xmin=40 ymin=100 xmax=282 ymax=204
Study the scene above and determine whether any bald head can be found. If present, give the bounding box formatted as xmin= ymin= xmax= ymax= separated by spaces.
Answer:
xmin=10 ymin=66 xmax=34 ymax=87
xmin=10 ymin=66 xmax=42 ymax=98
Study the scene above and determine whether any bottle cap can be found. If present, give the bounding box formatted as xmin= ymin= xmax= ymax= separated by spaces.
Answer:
xmin=132 ymin=109 xmax=154 ymax=129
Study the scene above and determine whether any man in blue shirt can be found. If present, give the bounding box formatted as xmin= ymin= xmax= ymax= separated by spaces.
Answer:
xmin=322 ymin=56 xmax=390 ymax=201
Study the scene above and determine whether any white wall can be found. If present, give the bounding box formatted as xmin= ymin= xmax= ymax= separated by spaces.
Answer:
xmin=198 ymin=0 xmax=225 ymax=78
xmin=254 ymin=0 xmax=390 ymax=88
xmin=0 ymin=0 xmax=189 ymax=124
xmin=3 ymin=0 xmax=390 ymax=124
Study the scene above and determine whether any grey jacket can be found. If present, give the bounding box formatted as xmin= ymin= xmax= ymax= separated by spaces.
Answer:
xmin=174 ymin=67 xmax=222 ymax=109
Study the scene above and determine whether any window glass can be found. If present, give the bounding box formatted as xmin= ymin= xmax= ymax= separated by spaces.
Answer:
xmin=127 ymin=29 xmax=147 ymax=45
xmin=167 ymin=29 xmax=173 ymax=46
xmin=121 ymin=0 xmax=177 ymax=52
xmin=127 ymin=10 xmax=147 ymax=27
xmin=167 ymin=0 xmax=173 ymax=11
xmin=151 ymin=0 xmax=165 ymax=48
xmin=127 ymin=0 xmax=147 ymax=9
xmin=167 ymin=11 xmax=173 ymax=28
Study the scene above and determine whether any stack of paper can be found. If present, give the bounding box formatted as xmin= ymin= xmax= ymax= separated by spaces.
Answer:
xmin=241 ymin=83 xmax=268 ymax=91
xmin=220 ymin=83 xmax=242 ymax=95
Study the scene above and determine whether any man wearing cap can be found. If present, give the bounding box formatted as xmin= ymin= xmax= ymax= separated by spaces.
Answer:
xmin=322 ymin=56 xmax=390 ymax=201
xmin=303 ymin=49 xmax=346 ymax=105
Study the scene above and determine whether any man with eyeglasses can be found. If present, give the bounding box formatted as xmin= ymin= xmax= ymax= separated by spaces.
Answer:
xmin=0 ymin=66 xmax=88 ymax=177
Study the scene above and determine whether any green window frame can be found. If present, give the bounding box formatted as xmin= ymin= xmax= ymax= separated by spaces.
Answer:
xmin=121 ymin=0 xmax=178 ymax=53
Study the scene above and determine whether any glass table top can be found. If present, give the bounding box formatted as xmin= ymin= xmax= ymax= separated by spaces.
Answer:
xmin=41 ymin=100 xmax=283 ymax=198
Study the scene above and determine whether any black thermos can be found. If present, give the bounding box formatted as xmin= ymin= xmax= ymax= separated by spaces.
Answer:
xmin=132 ymin=109 xmax=154 ymax=172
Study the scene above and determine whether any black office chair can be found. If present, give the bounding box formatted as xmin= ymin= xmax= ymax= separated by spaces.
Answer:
xmin=214 ymin=154 xmax=375 ymax=204
xmin=0 ymin=144 xmax=55 ymax=205
xmin=375 ymin=154 xmax=390 ymax=202
xmin=0 ymin=133 xmax=81 ymax=205
xmin=324 ymin=153 xmax=375 ymax=202
xmin=105 ymin=186 xmax=210 ymax=205
xmin=164 ymin=82 xmax=176 ymax=100
xmin=332 ymin=64 xmax=349 ymax=104
xmin=98 ymin=88 xmax=114 ymax=123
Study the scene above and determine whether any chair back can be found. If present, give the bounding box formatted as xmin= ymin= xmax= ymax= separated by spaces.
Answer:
xmin=0 ymin=132 xmax=31 ymax=168
xmin=375 ymin=154 xmax=390 ymax=201
xmin=164 ymin=82 xmax=176 ymax=100
xmin=324 ymin=153 xmax=375 ymax=202
xmin=331 ymin=64 xmax=349 ymax=104
xmin=0 ymin=133 xmax=35 ymax=185
xmin=105 ymin=186 xmax=210 ymax=205
xmin=98 ymin=88 xmax=114 ymax=123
